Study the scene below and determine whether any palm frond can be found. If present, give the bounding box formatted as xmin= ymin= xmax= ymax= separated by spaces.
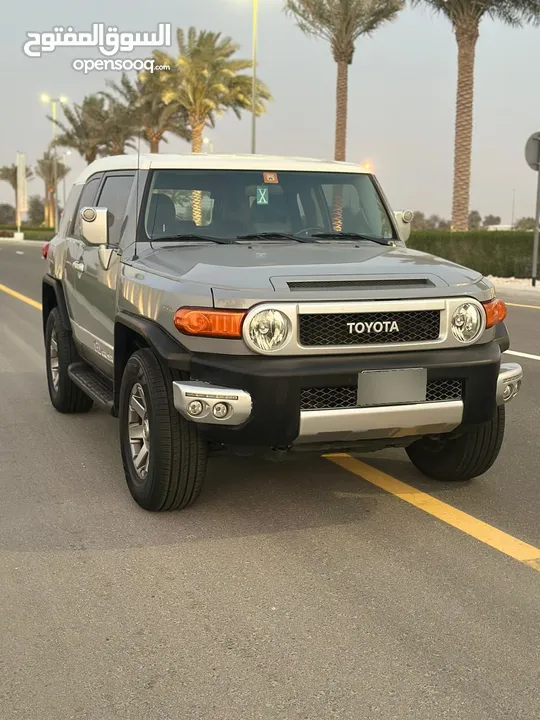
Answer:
xmin=285 ymin=0 xmax=404 ymax=60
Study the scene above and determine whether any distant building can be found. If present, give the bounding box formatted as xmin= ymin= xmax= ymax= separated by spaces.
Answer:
xmin=485 ymin=224 xmax=514 ymax=232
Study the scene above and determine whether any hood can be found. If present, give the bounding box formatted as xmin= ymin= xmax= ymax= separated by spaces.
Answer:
xmin=135 ymin=241 xmax=487 ymax=305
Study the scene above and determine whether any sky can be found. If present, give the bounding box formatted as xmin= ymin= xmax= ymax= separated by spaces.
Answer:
xmin=1 ymin=0 xmax=540 ymax=224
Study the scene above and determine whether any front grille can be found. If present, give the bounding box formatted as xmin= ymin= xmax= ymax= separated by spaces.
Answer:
xmin=298 ymin=310 xmax=440 ymax=346
xmin=300 ymin=379 xmax=463 ymax=410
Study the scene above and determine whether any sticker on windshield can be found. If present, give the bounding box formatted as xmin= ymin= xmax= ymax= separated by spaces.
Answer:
xmin=256 ymin=186 xmax=269 ymax=205
xmin=263 ymin=172 xmax=278 ymax=184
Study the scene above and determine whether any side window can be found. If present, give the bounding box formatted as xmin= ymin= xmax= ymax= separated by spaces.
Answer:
xmin=59 ymin=185 xmax=81 ymax=238
xmin=96 ymin=174 xmax=135 ymax=246
xmin=71 ymin=177 xmax=101 ymax=239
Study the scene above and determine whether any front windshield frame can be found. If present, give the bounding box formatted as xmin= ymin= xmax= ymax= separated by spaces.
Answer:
xmin=137 ymin=167 xmax=401 ymax=246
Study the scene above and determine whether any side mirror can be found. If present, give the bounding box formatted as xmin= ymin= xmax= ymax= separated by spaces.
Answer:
xmin=394 ymin=210 xmax=414 ymax=242
xmin=80 ymin=207 xmax=109 ymax=246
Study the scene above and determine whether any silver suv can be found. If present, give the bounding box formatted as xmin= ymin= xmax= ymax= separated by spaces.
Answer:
xmin=42 ymin=153 xmax=523 ymax=512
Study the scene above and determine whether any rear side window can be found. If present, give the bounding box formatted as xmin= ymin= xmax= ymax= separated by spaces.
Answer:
xmin=71 ymin=177 xmax=101 ymax=238
xmin=59 ymin=185 xmax=81 ymax=237
xmin=96 ymin=174 xmax=134 ymax=246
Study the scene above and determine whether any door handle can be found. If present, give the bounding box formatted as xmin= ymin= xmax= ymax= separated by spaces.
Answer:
xmin=73 ymin=261 xmax=85 ymax=273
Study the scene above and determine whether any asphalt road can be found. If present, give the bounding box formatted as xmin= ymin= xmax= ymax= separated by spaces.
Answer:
xmin=1 ymin=240 xmax=539 ymax=720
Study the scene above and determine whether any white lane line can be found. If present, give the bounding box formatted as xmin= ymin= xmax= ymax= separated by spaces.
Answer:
xmin=505 ymin=350 xmax=540 ymax=362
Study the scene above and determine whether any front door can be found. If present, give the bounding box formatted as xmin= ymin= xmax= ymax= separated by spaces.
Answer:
xmin=72 ymin=172 xmax=135 ymax=376
xmin=64 ymin=173 xmax=103 ymax=357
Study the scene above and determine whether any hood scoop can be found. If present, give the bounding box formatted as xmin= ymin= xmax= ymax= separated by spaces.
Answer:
xmin=286 ymin=278 xmax=435 ymax=292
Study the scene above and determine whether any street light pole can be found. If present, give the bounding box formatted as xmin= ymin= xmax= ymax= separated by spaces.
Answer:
xmin=41 ymin=94 xmax=67 ymax=232
xmin=61 ymin=151 xmax=71 ymax=208
xmin=251 ymin=0 xmax=259 ymax=154
xmin=52 ymin=100 xmax=59 ymax=232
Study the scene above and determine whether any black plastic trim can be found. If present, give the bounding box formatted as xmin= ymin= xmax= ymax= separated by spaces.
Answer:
xmin=188 ymin=341 xmax=503 ymax=446
xmin=42 ymin=274 xmax=71 ymax=334
xmin=115 ymin=311 xmax=192 ymax=370
xmin=494 ymin=321 xmax=510 ymax=353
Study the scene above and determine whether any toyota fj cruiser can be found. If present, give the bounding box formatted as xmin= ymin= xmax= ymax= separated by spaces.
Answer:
xmin=42 ymin=153 xmax=523 ymax=512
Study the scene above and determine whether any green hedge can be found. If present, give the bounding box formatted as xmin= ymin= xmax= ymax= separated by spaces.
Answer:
xmin=23 ymin=231 xmax=56 ymax=240
xmin=0 ymin=229 xmax=54 ymax=240
xmin=408 ymin=231 xmax=535 ymax=278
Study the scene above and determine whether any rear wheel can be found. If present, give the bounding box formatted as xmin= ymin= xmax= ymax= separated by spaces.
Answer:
xmin=406 ymin=406 xmax=505 ymax=482
xmin=119 ymin=348 xmax=208 ymax=511
xmin=45 ymin=308 xmax=93 ymax=414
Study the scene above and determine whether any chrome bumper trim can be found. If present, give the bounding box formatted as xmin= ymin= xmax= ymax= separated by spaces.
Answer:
xmin=496 ymin=362 xmax=523 ymax=405
xmin=172 ymin=381 xmax=252 ymax=426
xmin=296 ymin=401 xmax=464 ymax=443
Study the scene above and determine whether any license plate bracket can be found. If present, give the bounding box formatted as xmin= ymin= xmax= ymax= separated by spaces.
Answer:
xmin=357 ymin=368 xmax=427 ymax=407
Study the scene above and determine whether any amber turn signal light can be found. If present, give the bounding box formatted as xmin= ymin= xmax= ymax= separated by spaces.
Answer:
xmin=483 ymin=298 xmax=507 ymax=328
xmin=174 ymin=308 xmax=247 ymax=338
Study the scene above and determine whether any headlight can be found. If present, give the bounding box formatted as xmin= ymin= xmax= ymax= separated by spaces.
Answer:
xmin=451 ymin=303 xmax=483 ymax=343
xmin=248 ymin=309 xmax=290 ymax=351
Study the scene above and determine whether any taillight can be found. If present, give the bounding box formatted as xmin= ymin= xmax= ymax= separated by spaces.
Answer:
xmin=173 ymin=308 xmax=247 ymax=338
xmin=42 ymin=242 xmax=50 ymax=260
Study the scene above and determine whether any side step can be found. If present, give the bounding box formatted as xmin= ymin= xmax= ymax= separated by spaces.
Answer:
xmin=68 ymin=362 xmax=114 ymax=413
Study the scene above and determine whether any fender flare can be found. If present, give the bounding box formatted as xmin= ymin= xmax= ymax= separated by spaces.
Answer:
xmin=114 ymin=311 xmax=192 ymax=412
xmin=42 ymin=274 xmax=71 ymax=335
xmin=494 ymin=321 xmax=510 ymax=353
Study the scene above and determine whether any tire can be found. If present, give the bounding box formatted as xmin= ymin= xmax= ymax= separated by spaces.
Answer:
xmin=45 ymin=307 xmax=94 ymax=414
xmin=405 ymin=405 xmax=506 ymax=482
xmin=118 ymin=348 xmax=208 ymax=511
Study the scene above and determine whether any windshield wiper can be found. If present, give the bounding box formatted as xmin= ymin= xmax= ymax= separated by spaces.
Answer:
xmin=311 ymin=232 xmax=395 ymax=246
xmin=236 ymin=232 xmax=316 ymax=243
xmin=154 ymin=234 xmax=237 ymax=245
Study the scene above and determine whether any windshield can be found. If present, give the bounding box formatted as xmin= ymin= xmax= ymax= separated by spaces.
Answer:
xmin=143 ymin=169 xmax=396 ymax=242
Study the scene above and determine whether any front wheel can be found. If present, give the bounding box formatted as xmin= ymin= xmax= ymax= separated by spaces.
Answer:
xmin=405 ymin=405 xmax=506 ymax=482
xmin=119 ymin=348 xmax=208 ymax=511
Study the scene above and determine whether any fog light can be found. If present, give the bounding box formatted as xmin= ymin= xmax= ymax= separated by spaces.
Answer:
xmin=503 ymin=384 xmax=513 ymax=401
xmin=187 ymin=400 xmax=204 ymax=416
xmin=213 ymin=402 xmax=229 ymax=419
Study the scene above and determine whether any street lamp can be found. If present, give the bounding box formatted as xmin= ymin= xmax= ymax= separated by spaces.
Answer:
xmin=251 ymin=0 xmax=259 ymax=154
xmin=60 ymin=150 xmax=72 ymax=209
xmin=40 ymin=94 xmax=68 ymax=231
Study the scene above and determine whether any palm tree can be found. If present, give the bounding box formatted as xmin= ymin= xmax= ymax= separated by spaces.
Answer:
xmin=35 ymin=150 xmax=70 ymax=227
xmin=50 ymin=95 xmax=106 ymax=163
xmin=155 ymin=27 xmax=272 ymax=153
xmin=285 ymin=0 xmax=403 ymax=163
xmin=414 ymin=1 xmax=540 ymax=231
xmin=0 ymin=164 xmax=34 ymax=226
xmin=98 ymin=98 xmax=138 ymax=156
xmin=105 ymin=71 xmax=191 ymax=153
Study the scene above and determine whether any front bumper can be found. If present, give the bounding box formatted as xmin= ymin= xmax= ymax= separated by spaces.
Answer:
xmin=171 ymin=342 xmax=522 ymax=448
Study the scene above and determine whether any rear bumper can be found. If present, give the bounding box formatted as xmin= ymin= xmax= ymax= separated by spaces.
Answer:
xmin=171 ymin=341 xmax=522 ymax=448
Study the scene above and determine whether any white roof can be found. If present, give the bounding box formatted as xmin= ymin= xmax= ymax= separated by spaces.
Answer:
xmin=73 ymin=153 xmax=369 ymax=185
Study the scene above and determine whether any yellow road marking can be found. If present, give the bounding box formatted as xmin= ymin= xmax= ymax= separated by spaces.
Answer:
xmin=0 ymin=283 xmax=42 ymax=310
xmin=325 ymin=454 xmax=540 ymax=573
xmin=506 ymin=302 xmax=540 ymax=310
xmin=1 ymin=277 xmax=539 ymax=573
